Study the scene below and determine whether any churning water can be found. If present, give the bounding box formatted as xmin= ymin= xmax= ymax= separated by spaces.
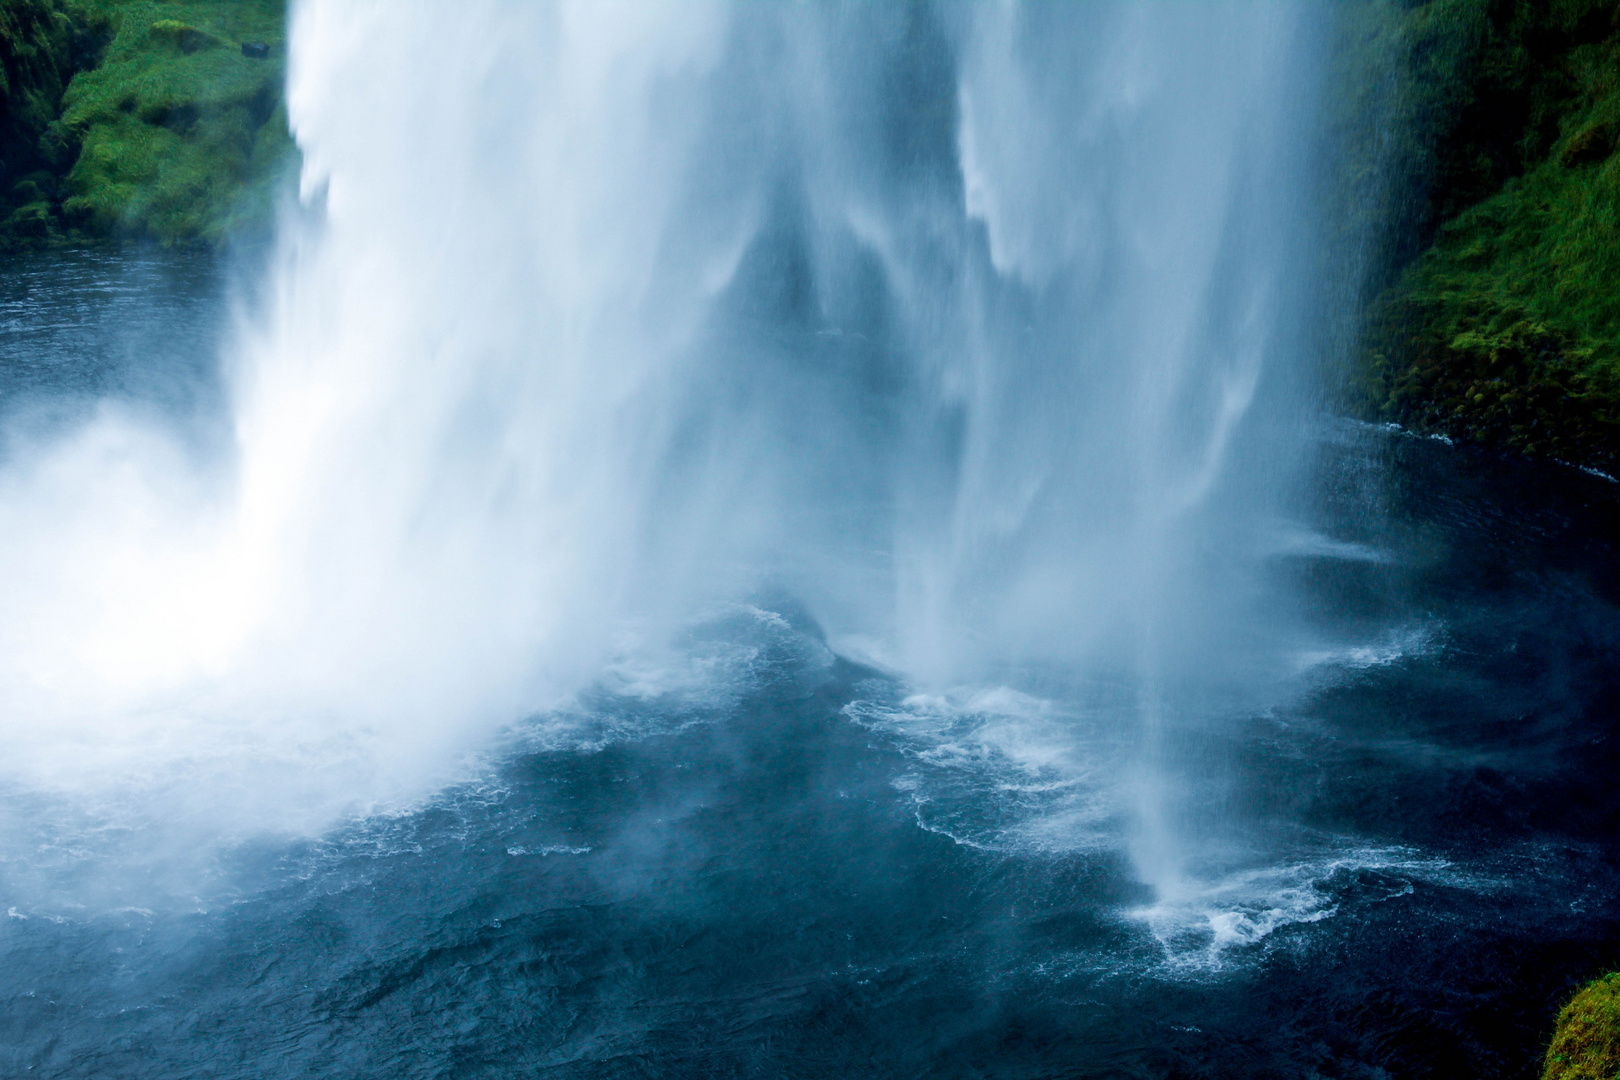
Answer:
xmin=0 ymin=2 xmax=1329 ymax=876
xmin=6 ymin=3 xmax=1620 ymax=1077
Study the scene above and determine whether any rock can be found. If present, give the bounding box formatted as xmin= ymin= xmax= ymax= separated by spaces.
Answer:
xmin=242 ymin=42 xmax=270 ymax=60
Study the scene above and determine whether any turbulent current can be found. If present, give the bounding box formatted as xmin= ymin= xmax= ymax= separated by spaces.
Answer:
xmin=5 ymin=4 xmax=1620 ymax=1078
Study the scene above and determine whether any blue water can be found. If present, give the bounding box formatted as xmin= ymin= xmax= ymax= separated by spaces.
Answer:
xmin=4 ymin=251 xmax=1620 ymax=1078
xmin=0 ymin=247 xmax=226 ymax=420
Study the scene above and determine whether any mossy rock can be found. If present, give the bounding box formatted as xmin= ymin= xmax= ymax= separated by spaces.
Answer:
xmin=4 ymin=197 xmax=52 ymax=237
xmin=56 ymin=0 xmax=294 ymax=243
xmin=0 ymin=0 xmax=295 ymax=247
xmin=1545 ymin=972 xmax=1620 ymax=1079
xmin=1351 ymin=0 xmax=1620 ymax=473
xmin=147 ymin=19 xmax=219 ymax=55
xmin=1559 ymin=118 xmax=1616 ymax=166
xmin=0 ymin=0 xmax=79 ymax=178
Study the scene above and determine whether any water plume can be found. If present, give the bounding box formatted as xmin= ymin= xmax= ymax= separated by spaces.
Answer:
xmin=0 ymin=1 xmax=1336 ymax=906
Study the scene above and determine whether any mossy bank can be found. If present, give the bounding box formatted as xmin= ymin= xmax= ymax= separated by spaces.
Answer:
xmin=1352 ymin=0 xmax=1620 ymax=474
xmin=0 ymin=0 xmax=291 ymax=247
xmin=1544 ymin=972 xmax=1620 ymax=1078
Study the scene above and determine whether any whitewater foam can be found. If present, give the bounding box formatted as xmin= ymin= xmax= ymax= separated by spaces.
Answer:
xmin=0 ymin=3 xmax=1345 ymax=921
xmin=1129 ymin=847 xmax=1451 ymax=973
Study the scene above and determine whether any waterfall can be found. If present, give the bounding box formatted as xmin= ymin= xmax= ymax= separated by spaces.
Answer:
xmin=0 ymin=1 xmax=1331 ymax=887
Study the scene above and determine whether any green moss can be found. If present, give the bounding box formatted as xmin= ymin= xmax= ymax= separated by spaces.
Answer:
xmin=56 ymin=0 xmax=293 ymax=244
xmin=5 ymin=195 xmax=49 ymax=235
xmin=1544 ymin=972 xmax=1620 ymax=1079
xmin=146 ymin=18 xmax=219 ymax=55
xmin=0 ymin=0 xmax=79 ymax=242
xmin=1353 ymin=0 xmax=1620 ymax=472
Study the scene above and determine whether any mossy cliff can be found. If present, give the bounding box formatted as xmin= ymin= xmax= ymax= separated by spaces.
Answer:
xmin=0 ymin=0 xmax=86 ymax=238
xmin=1354 ymin=0 xmax=1620 ymax=473
xmin=1544 ymin=972 xmax=1620 ymax=1078
xmin=0 ymin=0 xmax=291 ymax=246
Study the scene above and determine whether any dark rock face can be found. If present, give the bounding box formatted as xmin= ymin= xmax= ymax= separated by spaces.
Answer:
xmin=241 ymin=41 xmax=268 ymax=59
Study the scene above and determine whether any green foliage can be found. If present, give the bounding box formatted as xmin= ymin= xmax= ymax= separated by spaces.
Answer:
xmin=0 ymin=0 xmax=292 ymax=246
xmin=55 ymin=0 xmax=292 ymax=244
xmin=1353 ymin=0 xmax=1620 ymax=471
xmin=1544 ymin=972 xmax=1620 ymax=1079
xmin=1335 ymin=0 xmax=1616 ymax=287
xmin=0 ymin=0 xmax=79 ymax=241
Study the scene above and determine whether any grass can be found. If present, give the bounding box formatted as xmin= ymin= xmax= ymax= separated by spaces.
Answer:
xmin=0 ymin=0 xmax=78 ymax=239
xmin=1354 ymin=0 xmax=1620 ymax=472
xmin=1545 ymin=973 xmax=1620 ymax=1079
xmin=0 ymin=0 xmax=293 ymax=246
xmin=55 ymin=0 xmax=292 ymax=243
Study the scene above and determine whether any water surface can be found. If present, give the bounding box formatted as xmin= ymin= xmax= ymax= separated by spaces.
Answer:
xmin=3 ymin=250 xmax=1620 ymax=1080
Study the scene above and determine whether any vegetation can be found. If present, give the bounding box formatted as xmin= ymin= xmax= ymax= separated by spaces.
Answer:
xmin=1544 ymin=973 xmax=1620 ymax=1078
xmin=0 ymin=0 xmax=82 ymax=239
xmin=1354 ymin=0 xmax=1620 ymax=472
xmin=0 ymin=0 xmax=291 ymax=247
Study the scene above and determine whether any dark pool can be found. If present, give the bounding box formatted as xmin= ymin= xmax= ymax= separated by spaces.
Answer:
xmin=3 ymin=249 xmax=1619 ymax=1079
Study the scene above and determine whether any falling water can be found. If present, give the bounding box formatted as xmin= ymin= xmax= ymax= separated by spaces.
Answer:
xmin=0 ymin=2 xmax=1333 ymax=909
